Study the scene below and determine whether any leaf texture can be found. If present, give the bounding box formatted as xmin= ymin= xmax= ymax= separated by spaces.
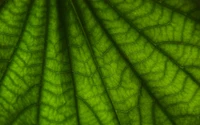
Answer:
xmin=0 ymin=0 xmax=200 ymax=125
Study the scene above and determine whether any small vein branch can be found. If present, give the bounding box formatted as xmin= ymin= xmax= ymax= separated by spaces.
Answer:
xmin=152 ymin=0 xmax=200 ymax=23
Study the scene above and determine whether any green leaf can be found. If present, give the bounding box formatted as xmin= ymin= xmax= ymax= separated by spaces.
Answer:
xmin=0 ymin=0 xmax=200 ymax=125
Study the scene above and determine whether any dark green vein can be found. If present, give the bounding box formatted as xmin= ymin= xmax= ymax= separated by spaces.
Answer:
xmin=84 ymin=1 xmax=176 ymax=125
xmin=157 ymin=41 xmax=200 ymax=49
xmin=57 ymin=0 xmax=80 ymax=125
xmin=8 ymin=103 xmax=36 ymax=125
xmin=0 ymin=0 xmax=7 ymax=11
xmin=152 ymin=0 xmax=200 ymax=23
xmin=77 ymin=96 xmax=103 ymax=125
xmin=0 ymin=0 xmax=34 ymax=88
xmin=70 ymin=1 xmax=121 ymax=125
xmin=152 ymin=103 xmax=156 ymax=125
xmin=36 ymin=0 xmax=50 ymax=124
xmin=104 ymin=0 xmax=200 ymax=90
xmin=138 ymin=87 xmax=142 ymax=125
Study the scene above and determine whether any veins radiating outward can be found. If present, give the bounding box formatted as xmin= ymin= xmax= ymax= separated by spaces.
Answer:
xmin=70 ymin=0 xmax=121 ymax=125
xmin=103 ymin=0 xmax=200 ymax=87
xmin=0 ymin=0 xmax=200 ymax=125
xmin=86 ymin=0 xmax=200 ymax=124
xmin=80 ymin=0 xmax=176 ymax=125
xmin=57 ymin=0 xmax=81 ymax=125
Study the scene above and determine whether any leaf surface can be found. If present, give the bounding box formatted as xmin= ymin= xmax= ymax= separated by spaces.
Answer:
xmin=0 ymin=0 xmax=200 ymax=125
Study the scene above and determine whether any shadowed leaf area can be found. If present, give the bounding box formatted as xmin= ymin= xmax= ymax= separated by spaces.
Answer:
xmin=0 ymin=0 xmax=200 ymax=125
